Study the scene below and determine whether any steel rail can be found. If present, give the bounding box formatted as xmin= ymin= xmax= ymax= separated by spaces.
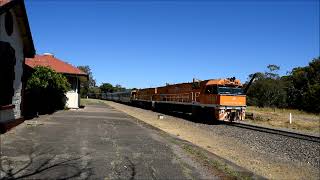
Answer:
xmin=225 ymin=121 xmax=320 ymax=143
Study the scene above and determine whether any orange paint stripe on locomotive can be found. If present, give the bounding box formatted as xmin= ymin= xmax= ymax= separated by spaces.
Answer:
xmin=218 ymin=95 xmax=246 ymax=106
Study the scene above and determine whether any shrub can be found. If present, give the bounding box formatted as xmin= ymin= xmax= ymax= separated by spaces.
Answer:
xmin=25 ymin=66 xmax=70 ymax=116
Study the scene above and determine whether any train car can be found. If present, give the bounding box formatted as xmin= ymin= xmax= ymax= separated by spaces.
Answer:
xmin=117 ymin=91 xmax=131 ymax=103
xmin=98 ymin=75 xmax=256 ymax=122
xmin=132 ymin=88 xmax=156 ymax=109
xmin=104 ymin=91 xmax=134 ymax=104
xmin=149 ymin=82 xmax=200 ymax=113
xmin=88 ymin=92 xmax=101 ymax=99
xmin=101 ymin=93 xmax=107 ymax=100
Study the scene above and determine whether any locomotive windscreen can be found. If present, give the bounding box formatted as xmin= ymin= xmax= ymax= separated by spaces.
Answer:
xmin=218 ymin=87 xmax=244 ymax=95
xmin=205 ymin=85 xmax=244 ymax=95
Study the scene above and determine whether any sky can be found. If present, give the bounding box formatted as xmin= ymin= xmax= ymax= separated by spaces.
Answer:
xmin=25 ymin=0 xmax=319 ymax=88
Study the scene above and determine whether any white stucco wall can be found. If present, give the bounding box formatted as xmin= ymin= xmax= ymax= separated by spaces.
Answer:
xmin=65 ymin=77 xmax=80 ymax=109
xmin=0 ymin=9 xmax=25 ymax=122
xmin=66 ymin=92 xmax=79 ymax=109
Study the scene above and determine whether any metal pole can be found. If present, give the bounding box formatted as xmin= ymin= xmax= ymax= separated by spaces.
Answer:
xmin=289 ymin=113 xmax=292 ymax=124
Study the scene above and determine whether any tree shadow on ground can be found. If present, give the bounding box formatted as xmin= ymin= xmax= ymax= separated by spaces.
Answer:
xmin=0 ymin=147 xmax=93 ymax=180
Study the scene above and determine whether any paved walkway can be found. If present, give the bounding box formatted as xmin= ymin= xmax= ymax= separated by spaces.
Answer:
xmin=0 ymin=103 xmax=210 ymax=179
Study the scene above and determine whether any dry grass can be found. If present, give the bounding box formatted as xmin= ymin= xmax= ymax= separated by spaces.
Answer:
xmin=246 ymin=106 xmax=320 ymax=134
xmin=80 ymin=98 xmax=104 ymax=106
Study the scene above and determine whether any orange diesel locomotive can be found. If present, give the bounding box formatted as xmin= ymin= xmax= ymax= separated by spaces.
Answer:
xmin=104 ymin=76 xmax=255 ymax=122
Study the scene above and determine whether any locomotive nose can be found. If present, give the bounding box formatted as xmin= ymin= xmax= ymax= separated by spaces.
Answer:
xmin=218 ymin=95 xmax=246 ymax=106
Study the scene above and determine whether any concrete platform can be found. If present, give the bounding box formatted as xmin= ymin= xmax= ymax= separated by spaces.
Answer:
xmin=0 ymin=103 xmax=214 ymax=179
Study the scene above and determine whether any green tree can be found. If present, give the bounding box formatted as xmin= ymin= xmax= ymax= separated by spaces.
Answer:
xmin=247 ymin=78 xmax=287 ymax=108
xmin=114 ymin=84 xmax=126 ymax=92
xmin=99 ymin=83 xmax=128 ymax=93
xmin=284 ymin=58 xmax=320 ymax=112
xmin=246 ymin=64 xmax=287 ymax=108
xmin=88 ymin=87 xmax=101 ymax=94
xmin=100 ymin=83 xmax=114 ymax=93
xmin=77 ymin=65 xmax=96 ymax=97
xmin=247 ymin=58 xmax=320 ymax=113
xmin=265 ymin=64 xmax=280 ymax=79
xmin=25 ymin=66 xmax=70 ymax=116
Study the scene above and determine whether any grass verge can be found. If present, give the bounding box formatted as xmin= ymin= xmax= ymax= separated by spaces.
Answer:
xmin=246 ymin=106 xmax=320 ymax=134
xmin=80 ymin=98 xmax=105 ymax=106
xmin=180 ymin=143 xmax=252 ymax=180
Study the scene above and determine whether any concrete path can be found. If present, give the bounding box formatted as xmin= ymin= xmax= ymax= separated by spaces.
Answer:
xmin=0 ymin=103 xmax=211 ymax=179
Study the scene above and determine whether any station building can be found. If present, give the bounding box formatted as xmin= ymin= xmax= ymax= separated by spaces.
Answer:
xmin=0 ymin=0 xmax=35 ymax=133
xmin=25 ymin=53 xmax=88 ymax=109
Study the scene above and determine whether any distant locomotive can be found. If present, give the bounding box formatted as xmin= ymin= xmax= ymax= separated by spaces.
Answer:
xmin=100 ymin=76 xmax=255 ymax=122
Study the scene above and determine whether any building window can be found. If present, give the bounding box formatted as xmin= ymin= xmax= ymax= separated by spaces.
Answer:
xmin=0 ymin=41 xmax=16 ymax=106
xmin=67 ymin=76 xmax=78 ymax=92
xmin=5 ymin=11 xmax=14 ymax=36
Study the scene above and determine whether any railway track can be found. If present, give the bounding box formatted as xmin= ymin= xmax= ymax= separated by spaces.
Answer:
xmin=226 ymin=121 xmax=320 ymax=143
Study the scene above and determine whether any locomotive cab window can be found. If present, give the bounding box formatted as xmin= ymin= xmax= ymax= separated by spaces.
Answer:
xmin=0 ymin=42 xmax=16 ymax=107
xmin=218 ymin=87 xmax=244 ymax=95
xmin=205 ymin=85 xmax=218 ymax=94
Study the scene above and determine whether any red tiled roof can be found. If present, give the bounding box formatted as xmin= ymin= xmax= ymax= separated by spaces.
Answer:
xmin=25 ymin=54 xmax=87 ymax=76
xmin=0 ymin=0 xmax=11 ymax=6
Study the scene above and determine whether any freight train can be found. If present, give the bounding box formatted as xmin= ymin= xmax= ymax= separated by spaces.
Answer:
xmin=93 ymin=76 xmax=256 ymax=122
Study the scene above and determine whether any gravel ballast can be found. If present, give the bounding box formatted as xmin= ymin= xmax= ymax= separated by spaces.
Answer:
xmin=198 ymin=123 xmax=320 ymax=168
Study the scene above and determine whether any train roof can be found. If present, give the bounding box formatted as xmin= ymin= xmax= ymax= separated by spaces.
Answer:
xmin=149 ymin=78 xmax=242 ymax=88
xmin=136 ymin=78 xmax=243 ymax=90
xmin=205 ymin=79 xmax=242 ymax=87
